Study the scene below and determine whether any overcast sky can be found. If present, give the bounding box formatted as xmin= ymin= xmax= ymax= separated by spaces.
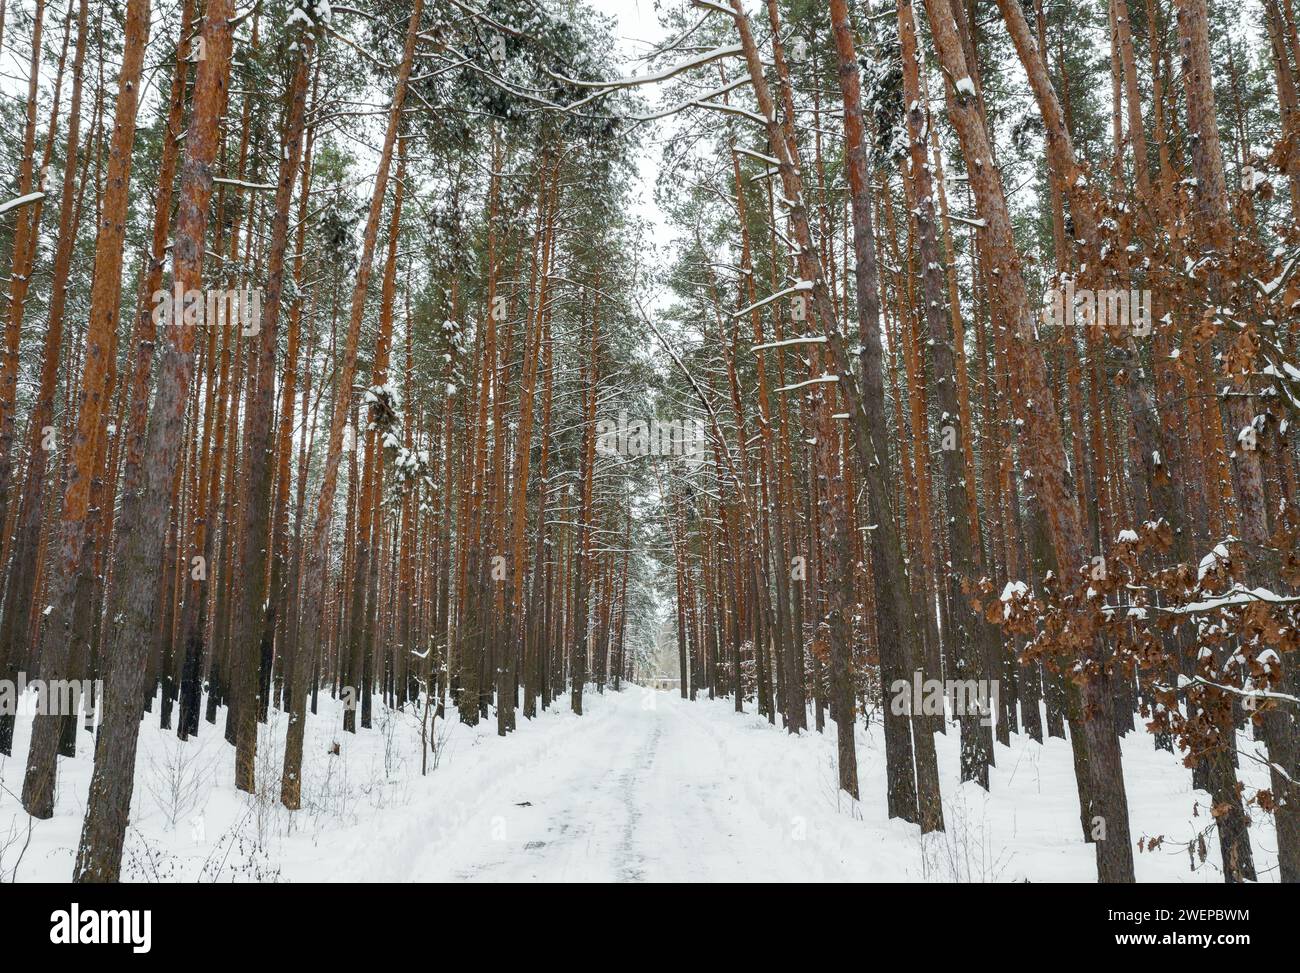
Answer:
xmin=583 ymin=0 xmax=676 ymax=254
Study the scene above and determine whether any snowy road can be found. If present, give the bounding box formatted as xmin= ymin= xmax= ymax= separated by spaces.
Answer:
xmin=359 ymin=689 xmax=828 ymax=882
xmin=2 ymin=681 xmax=1279 ymax=881
xmin=324 ymin=685 xmax=1279 ymax=883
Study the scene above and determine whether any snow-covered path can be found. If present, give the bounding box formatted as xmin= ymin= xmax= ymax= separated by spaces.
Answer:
xmin=0 ymin=683 xmax=1281 ymax=882
xmin=344 ymin=689 xmax=825 ymax=882
xmin=315 ymin=686 xmax=1281 ymax=883
xmin=427 ymin=689 xmax=875 ymax=882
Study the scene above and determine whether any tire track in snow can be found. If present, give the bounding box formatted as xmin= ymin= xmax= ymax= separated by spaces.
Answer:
xmin=614 ymin=710 xmax=662 ymax=881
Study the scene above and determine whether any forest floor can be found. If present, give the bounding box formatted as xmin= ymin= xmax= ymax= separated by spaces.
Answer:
xmin=0 ymin=685 xmax=1281 ymax=882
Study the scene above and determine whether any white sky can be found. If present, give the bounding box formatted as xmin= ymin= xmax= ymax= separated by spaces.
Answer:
xmin=584 ymin=0 xmax=668 ymax=58
xmin=582 ymin=0 xmax=674 ymax=253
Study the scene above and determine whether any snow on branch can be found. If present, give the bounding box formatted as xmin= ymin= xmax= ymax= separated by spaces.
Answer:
xmin=0 ymin=192 xmax=44 ymax=216
xmin=751 ymin=335 xmax=826 ymax=352
xmin=775 ymin=375 xmax=839 ymax=393
xmin=731 ymin=280 xmax=812 ymax=319
xmin=691 ymin=0 xmax=738 ymax=17
xmin=213 ymin=178 xmax=275 ymax=191
xmin=1156 ymin=583 xmax=1300 ymax=615
xmin=1167 ymin=675 xmax=1300 ymax=710
xmin=734 ymin=147 xmax=779 ymax=166
xmin=543 ymin=44 xmax=743 ymax=91
xmin=1250 ymin=248 xmax=1300 ymax=297
xmin=635 ymin=96 xmax=763 ymax=125
xmin=631 ymin=77 xmax=755 ymax=124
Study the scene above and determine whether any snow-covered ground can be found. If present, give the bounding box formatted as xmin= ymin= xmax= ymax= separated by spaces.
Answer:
xmin=0 ymin=686 xmax=1280 ymax=882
